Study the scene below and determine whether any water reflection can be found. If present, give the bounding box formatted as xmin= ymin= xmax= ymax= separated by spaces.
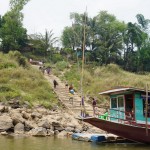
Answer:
xmin=0 ymin=136 xmax=149 ymax=150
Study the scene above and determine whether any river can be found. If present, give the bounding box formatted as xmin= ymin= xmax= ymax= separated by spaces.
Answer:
xmin=0 ymin=136 xmax=150 ymax=150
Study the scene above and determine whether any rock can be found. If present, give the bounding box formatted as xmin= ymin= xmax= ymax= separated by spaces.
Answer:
xmin=22 ymin=111 xmax=30 ymax=120
xmin=0 ymin=105 xmax=5 ymax=112
xmin=14 ymin=123 xmax=24 ymax=134
xmin=54 ymin=126 xmax=64 ymax=131
xmin=55 ymin=116 xmax=62 ymax=121
xmin=26 ymin=109 xmax=32 ymax=113
xmin=74 ymin=128 xmax=82 ymax=133
xmin=57 ymin=131 xmax=68 ymax=137
xmin=10 ymin=112 xmax=25 ymax=125
xmin=23 ymin=101 xmax=31 ymax=108
xmin=65 ymin=127 xmax=74 ymax=132
xmin=54 ymin=130 xmax=59 ymax=135
xmin=36 ymin=108 xmax=48 ymax=115
xmin=31 ymin=127 xmax=47 ymax=137
xmin=4 ymin=106 xmax=9 ymax=113
xmin=31 ymin=112 xmax=42 ymax=119
xmin=24 ymin=120 xmax=37 ymax=131
xmin=8 ymin=100 xmax=21 ymax=109
xmin=38 ymin=120 xmax=50 ymax=129
xmin=0 ymin=115 xmax=13 ymax=131
xmin=1 ymin=131 xmax=8 ymax=135
xmin=47 ymin=129 xmax=54 ymax=136
xmin=52 ymin=122 xmax=64 ymax=131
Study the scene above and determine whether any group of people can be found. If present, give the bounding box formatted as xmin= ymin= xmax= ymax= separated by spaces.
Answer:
xmin=80 ymin=96 xmax=97 ymax=117
xmin=39 ymin=66 xmax=51 ymax=75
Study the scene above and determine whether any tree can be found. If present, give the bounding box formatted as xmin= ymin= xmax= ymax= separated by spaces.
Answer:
xmin=138 ymin=41 xmax=150 ymax=72
xmin=136 ymin=14 xmax=150 ymax=31
xmin=123 ymin=22 xmax=148 ymax=71
xmin=0 ymin=0 xmax=30 ymax=52
xmin=91 ymin=11 xmax=126 ymax=65
xmin=61 ymin=26 xmax=76 ymax=49
xmin=39 ymin=30 xmax=58 ymax=58
xmin=28 ymin=30 xmax=58 ymax=58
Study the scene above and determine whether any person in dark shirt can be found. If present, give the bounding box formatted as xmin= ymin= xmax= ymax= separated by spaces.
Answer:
xmin=53 ymin=80 xmax=58 ymax=88
xmin=92 ymin=98 xmax=97 ymax=116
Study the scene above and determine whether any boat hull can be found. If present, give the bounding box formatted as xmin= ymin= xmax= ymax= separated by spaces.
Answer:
xmin=83 ymin=117 xmax=150 ymax=143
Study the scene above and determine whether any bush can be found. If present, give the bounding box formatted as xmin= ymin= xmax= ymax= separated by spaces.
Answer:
xmin=8 ymin=51 xmax=29 ymax=68
xmin=56 ymin=61 xmax=69 ymax=71
xmin=51 ymin=54 xmax=63 ymax=63
xmin=0 ymin=62 xmax=16 ymax=69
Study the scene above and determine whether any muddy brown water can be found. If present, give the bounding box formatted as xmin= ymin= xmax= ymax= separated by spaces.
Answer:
xmin=0 ymin=136 xmax=150 ymax=150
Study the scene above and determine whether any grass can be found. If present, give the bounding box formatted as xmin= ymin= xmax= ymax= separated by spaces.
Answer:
xmin=62 ymin=63 xmax=150 ymax=104
xmin=0 ymin=51 xmax=58 ymax=109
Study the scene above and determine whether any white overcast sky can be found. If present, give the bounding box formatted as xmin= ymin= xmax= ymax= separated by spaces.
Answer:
xmin=0 ymin=0 xmax=150 ymax=37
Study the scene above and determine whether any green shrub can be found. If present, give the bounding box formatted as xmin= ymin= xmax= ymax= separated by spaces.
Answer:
xmin=51 ymin=54 xmax=63 ymax=63
xmin=56 ymin=61 xmax=69 ymax=71
xmin=8 ymin=51 xmax=29 ymax=68
xmin=0 ymin=62 xmax=16 ymax=69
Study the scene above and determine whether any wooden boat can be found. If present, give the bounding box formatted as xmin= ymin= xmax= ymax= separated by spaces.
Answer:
xmin=81 ymin=87 xmax=150 ymax=143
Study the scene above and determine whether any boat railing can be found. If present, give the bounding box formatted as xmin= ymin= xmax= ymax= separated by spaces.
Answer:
xmin=99 ymin=108 xmax=141 ymax=127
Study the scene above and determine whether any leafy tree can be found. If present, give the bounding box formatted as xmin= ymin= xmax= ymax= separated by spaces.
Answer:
xmin=138 ymin=41 xmax=150 ymax=72
xmin=123 ymin=20 xmax=148 ymax=71
xmin=91 ymin=11 xmax=126 ymax=65
xmin=0 ymin=0 xmax=30 ymax=53
xmin=61 ymin=26 xmax=76 ymax=49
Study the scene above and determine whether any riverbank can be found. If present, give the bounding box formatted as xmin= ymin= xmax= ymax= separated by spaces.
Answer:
xmin=0 ymin=100 xmax=104 ymax=137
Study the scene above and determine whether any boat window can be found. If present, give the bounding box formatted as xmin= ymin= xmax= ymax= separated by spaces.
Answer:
xmin=143 ymin=99 xmax=150 ymax=118
xmin=111 ymin=98 xmax=117 ymax=108
xmin=118 ymin=97 xmax=124 ymax=107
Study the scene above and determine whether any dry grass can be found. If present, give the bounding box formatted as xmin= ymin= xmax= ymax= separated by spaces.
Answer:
xmin=63 ymin=63 xmax=150 ymax=104
xmin=0 ymin=52 xmax=58 ymax=108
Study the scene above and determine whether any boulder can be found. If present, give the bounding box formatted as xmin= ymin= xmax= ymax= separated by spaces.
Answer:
xmin=47 ymin=129 xmax=54 ymax=136
xmin=31 ymin=127 xmax=47 ymax=137
xmin=52 ymin=122 xmax=64 ymax=131
xmin=74 ymin=128 xmax=82 ymax=133
xmin=0 ymin=105 xmax=5 ymax=112
xmin=22 ymin=111 xmax=30 ymax=120
xmin=0 ymin=115 xmax=13 ymax=131
xmin=10 ymin=112 xmax=25 ymax=125
xmin=24 ymin=120 xmax=37 ymax=131
xmin=1 ymin=131 xmax=8 ymax=135
xmin=54 ymin=130 xmax=59 ymax=135
xmin=36 ymin=108 xmax=48 ymax=115
xmin=14 ymin=123 xmax=24 ymax=134
xmin=38 ymin=120 xmax=50 ymax=129
xmin=57 ymin=131 xmax=68 ymax=137
xmin=31 ymin=112 xmax=42 ymax=119
xmin=65 ymin=127 xmax=74 ymax=132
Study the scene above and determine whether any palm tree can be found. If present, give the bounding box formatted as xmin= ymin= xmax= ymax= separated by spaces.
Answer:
xmin=136 ymin=14 xmax=150 ymax=31
xmin=40 ymin=30 xmax=58 ymax=58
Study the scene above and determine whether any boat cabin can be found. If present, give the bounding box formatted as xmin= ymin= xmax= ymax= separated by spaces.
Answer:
xmin=99 ymin=87 xmax=150 ymax=125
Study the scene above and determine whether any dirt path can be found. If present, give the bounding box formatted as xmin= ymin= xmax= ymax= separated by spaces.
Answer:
xmin=44 ymin=73 xmax=94 ymax=117
xmin=33 ymin=65 xmax=93 ymax=117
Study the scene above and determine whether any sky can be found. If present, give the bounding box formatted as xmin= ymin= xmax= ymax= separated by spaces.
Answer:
xmin=0 ymin=0 xmax=150 ymax=38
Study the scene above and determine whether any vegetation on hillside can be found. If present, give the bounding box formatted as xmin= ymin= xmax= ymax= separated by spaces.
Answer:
xmin=0 ymin=51 xmax=58 ymax=108
xmin=62 ymin=63 xmax=150 ymax=104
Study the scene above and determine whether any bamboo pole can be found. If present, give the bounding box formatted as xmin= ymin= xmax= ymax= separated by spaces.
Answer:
xmin=145 ymin=84 xmax=148 ymax=136
xmin=80 ymin=7 xmax=87 ymax=97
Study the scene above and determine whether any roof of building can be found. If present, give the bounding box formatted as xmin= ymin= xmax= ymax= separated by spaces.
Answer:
xmin=99 ymin=87 xmax=150 ymax=95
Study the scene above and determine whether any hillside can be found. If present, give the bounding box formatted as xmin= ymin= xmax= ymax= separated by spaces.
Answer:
xmin=0 ymin=51 xmax=58 ymax=108
xmin=60 ymin=63 xmax=150 ymax=103
xmin=1 ymin=51 xmax=150 ymax=107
